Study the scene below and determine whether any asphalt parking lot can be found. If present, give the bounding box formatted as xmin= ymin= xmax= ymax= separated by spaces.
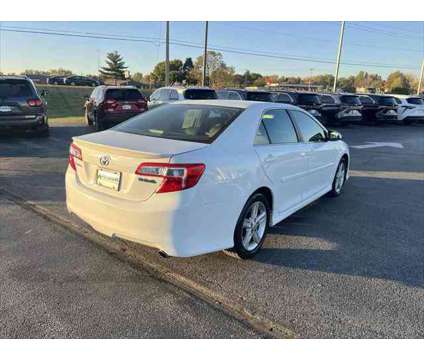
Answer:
xmin=1 ymin=122 xmax=423 ymax=338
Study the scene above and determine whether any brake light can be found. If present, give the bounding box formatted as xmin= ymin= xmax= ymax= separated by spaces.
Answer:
xmin=104 ymin=99 xmax=118 ymax=111
xmin=69 ymin=143 xmax=82 ymax=171
xmin=135 ymin=162 xmax=205 ymax=193
xmin=27 ymin=98 xmax=43 ymax=107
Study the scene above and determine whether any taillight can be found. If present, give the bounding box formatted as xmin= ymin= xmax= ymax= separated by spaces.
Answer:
xmin=69 ymin=143 xmax=82 ymax=171
xmin=104 ymin=99 xmax=118 ymax=111
xmin=27 ymin=98 xmax=43 ymax=107
xmin=135 ymin=163 xmax=205 ymax=193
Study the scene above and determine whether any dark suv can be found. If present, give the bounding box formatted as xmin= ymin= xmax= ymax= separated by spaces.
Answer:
xmin=217 ymin=88 xmax=273 ymax=102
xmin=85 ymin=86 xmax=148 ymax=131
xmin=64 ymin=75 xmax=100 ymax=87
xmin=0 ymin=76 xmax=49 ymax=136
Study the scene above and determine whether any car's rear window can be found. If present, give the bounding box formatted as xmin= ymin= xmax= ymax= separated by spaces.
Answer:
xmin=407 ymin=97 xmax=424 ymax=105
xmin=105 ymin=89 xmax=144 ymax=101
xmin=359 ymin=96 xmax=375 ymax=105
xmin=246 ymin=92 xmax=272 ymax=102
xmin=298 ymin=94 xmax=321 ymax=105
xmin=320 ymin=95 xmax=336 ymax=104
xmin=273 ymin=93 xmax=293 ymax=103
xmin=114 ymin=104 xmax=243 ymax=144
xmin=340 ymin=95 xmax=361 ymax=106
xmin=183 ymin=89 xmax=217 ymax=100
xmin=378 ymin=97 xmax=397 ymax=106
xmin=0 ymin=80 xmax=35 ymax=99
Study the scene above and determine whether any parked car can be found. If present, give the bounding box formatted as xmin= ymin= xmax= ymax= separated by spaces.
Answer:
xmin=84 ymin=86 xmax=148 ymax=131
xmin=64 ymin=75 xmax=100 ymax=87
xmin=359 ymin=94 xmax=398 ymax=124
xmin=392 ymin=95 xmax=424 ymax=124
xmin=47 ymin=75 xmax=65 ymax=85
xmin=217 ymin=88 xmax=273 ymax=102
xmin=319 ymin=94 xmax=362 ymax=126
xmin=270 ymin=91 xmax=295 ymax=104
xmin=0 ymin=76 xmax=49 ymax=136
xmin=284 ymin=91 xmax=324 ymax=122
xmin=148 ymin=87 xmax=217 ymax=109
xmin=66 ymin=100 xmax=349 ymax=259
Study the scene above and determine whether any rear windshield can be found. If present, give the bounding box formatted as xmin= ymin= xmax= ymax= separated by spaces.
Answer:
xmin=340 ymin=95 xmax=361 ymax=106
xmin=246 ymin=92 xmax=272 ymax=102
xmin=320 ymin=95 xmax=336 ymax=104
xmin=407 ymin=97 xmax=424 ymax=105
xmin=105 ymin=89 xmax=144 ymax=101
xmin=273 ymin=93 xmax=293 ymax=103
xmin=0 ymin=79 xmax=35 ymax=99
xmin=114 ymin=104 xmax=243 ymax=144
xmin=183 ymin=89 xmax=217 ymax=100
xmin=297 ymin=94 xmax=321 ymax=105
xmin=378 ymin=97 xmax=397 ymax=106
xmin=359 ymin=96 xmax=375 ymax=105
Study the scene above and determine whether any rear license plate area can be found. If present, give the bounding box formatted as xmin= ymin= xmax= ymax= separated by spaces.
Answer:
xmin=96 ymin=169 xmax=121 ymax=191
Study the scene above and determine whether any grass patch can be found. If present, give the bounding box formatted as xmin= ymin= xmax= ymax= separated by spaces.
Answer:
xmin=49 ymin=116 xmax=85 ymax=126
xmin=36 ymin=84 xmax=154 ymax=120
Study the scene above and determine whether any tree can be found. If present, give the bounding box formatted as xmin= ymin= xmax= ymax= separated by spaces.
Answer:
xmin=386 ymin=71 xmax=412 ymax=94
xmin=99 ymin=51 xmax=128 ymax=81
xmin=48 ymin=68 xmax=73 ymax=76
xmin=132 ymin=72 xmax=144 ymax=83
xmin=151 ymin=59 xmax=183 ymax=85
xmin=338 ymin=76 xmax=356 ymax=92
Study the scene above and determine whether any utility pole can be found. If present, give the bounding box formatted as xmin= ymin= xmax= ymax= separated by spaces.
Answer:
xmin=202 ymin=21 xmax=209 ymax=87
xmin=165 ymin=21 xmax=170 ymax=86
xmin=417 ymin=59 xmax=424 ymax=95
xmin=332 ymin=21 xmax=345 ymax=93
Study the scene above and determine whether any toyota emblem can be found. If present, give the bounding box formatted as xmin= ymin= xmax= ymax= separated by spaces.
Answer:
xmin=99 ymin=154 xmax=111 ymax=167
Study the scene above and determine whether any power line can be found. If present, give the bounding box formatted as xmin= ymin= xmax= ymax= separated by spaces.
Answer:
xmin=347 ymin=23 xmax=422 ymax=41
xmin=0 ymin=25 xmax=420 ymax=71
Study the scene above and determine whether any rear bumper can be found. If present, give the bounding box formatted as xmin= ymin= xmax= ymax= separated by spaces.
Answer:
xmin=0 ymin=115 xmax=47 ymax=129
xmin=65 ymin=168 xmax=235 ymax=257
xmin=101 ymin=110 xmax=146 ymax=124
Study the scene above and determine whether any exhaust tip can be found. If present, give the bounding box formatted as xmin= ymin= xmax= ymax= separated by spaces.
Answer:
xmin=158 ymin=250 xmax=170 ymax=258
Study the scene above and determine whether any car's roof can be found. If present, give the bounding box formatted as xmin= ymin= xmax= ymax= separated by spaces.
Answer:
xmin=175 ymin=99 xmax=299 ymax=110
xmin=0 ymin=75 xmax=30 ymax=81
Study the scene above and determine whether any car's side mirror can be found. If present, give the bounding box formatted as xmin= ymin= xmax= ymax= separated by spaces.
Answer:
xmin=327 ymin=130 xmax=342 ymax=141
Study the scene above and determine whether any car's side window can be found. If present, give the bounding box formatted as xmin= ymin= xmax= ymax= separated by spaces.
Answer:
xmin=289 ymin=110 xmax=327 ymax=143
xmin=169 ymin=90 xmax=179 ymax=100
xmin=150 ymin=90 xmax=160 ymax=101
xmin=228 ymin=91 xmax=242 ymax=100
xmin=260 ymin=109 xmax=298 ymax=144
xmin=254 ymin=121 xmax=270 ymax=145
xmin=159 ymin=89 xmax=169 ymax=100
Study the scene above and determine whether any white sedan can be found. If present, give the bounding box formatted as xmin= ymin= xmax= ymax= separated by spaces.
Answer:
xmin=66 ymin=100 xmax=349 ymax=259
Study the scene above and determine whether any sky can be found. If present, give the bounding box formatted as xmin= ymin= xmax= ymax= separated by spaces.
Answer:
xmin=0 ymin=21 xmax=423 ymax=78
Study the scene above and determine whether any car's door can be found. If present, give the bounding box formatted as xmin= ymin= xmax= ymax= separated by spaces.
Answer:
xmin=254 ymin=109 xmax=309 ymax=215
xmin=289 ymin=110 xmax=338 ymax=199
xmin=148 ymin=89 xmax=162 ymax=109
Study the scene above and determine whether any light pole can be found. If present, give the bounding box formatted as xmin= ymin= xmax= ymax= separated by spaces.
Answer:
xmin=165 ymin=21 xmax=170 ymax=86
xmin=333 ymin=21 xmax=345 ymax=93
xmin=202 ymin=21 xmax=209 ymax=87
xmin=417 ymin=59 xmax=424 ymax=95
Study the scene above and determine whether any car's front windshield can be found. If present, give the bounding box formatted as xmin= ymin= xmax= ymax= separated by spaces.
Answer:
xmin=114 ymin=104 xmax=244 ymax=144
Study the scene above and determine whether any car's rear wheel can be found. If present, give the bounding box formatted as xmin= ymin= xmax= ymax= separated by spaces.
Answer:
xmin=224 ymin=193 xmax=270 ymax=259
xmin=94 ymin=112 xmax=103 ymax=131
xmin=328 ymin=158 xmax=347 ymax=197
xmin=71 ymin=82 xmax=76 ymax=86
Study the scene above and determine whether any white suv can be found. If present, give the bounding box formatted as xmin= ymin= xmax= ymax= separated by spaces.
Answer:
xmin=392 ymin=95 xmax=424 ymax=124
xmin=148 ymin=87 xmax=217 ymax=109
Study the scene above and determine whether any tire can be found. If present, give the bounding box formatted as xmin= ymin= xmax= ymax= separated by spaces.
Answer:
xmin=327 ymin=158 xmax=347 ymax=197
xmin=71 ymin=82 xmax=76 ymax=86
xmin=84 ymin=109 xmax=93 ymax=126
xmin=94 ymin=113 xmax=103 ymax=131
xmin=54 ymin=81 xmax=58 ymax=85
xmin=224 ymin=193 xmax=270 ymax=259
xmin=91 ymin=83 xmax=96 ymax=87
xmin=403 ymin=119 xmax=411 ymax=125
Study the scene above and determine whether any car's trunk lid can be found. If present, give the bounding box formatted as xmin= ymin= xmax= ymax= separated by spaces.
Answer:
xmin=72 ymin=130 xmax=208 ymax=201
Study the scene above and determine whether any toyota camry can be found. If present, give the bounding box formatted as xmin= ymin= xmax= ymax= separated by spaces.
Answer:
xmin=66 ymin=100 xmax=349 ymax=259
